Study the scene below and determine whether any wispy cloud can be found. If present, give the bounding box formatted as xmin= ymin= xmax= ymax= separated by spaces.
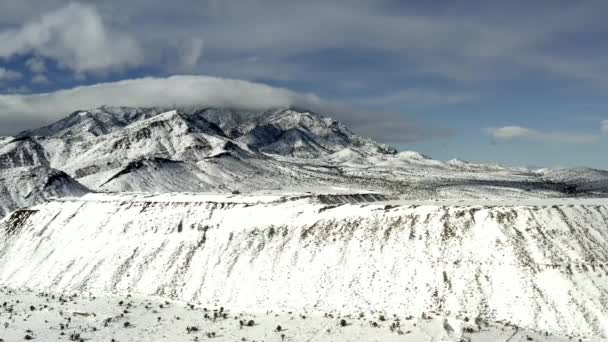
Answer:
xmin=484 ymin=126 xmax=602 ymax=144
xmin=31 ymin=74 xmax=49 ymax=84
xmin=177 ymin=38 xmax=204 ymax=71
xmin=0 ymin=67 xmax=22 ymax=81
xmin=25 ymin=57 xmax=47 ymax=74
xmin=601 ymin=120 xmax=608 ymax=134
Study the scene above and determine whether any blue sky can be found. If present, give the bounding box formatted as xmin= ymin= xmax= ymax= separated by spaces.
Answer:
xmin=0 ymin=0 xmax=607 ymax=169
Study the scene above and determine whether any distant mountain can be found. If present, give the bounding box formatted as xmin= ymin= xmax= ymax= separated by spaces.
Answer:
xmin=197 ymin=108 xmax=397 ymax=157
xmin=0 ymin=105 xmax=607 ymax=217
xmin=537 ymin=167 xmax=608 ymax=192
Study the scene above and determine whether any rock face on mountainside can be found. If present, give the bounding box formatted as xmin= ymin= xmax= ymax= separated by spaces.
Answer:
xmin=0 ymin=166 xmax=88 ymax=217
xmin=197 ymin=107 xmax=397 ymax=157
xmin=1 ymin=194 xmax=608 ymax=338
xmin=1 ymin=105 xmax=608 ymax=218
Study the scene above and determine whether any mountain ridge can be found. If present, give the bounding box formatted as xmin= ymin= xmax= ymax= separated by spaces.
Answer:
xmin=1 ymin=105 xmax=607 ymax=218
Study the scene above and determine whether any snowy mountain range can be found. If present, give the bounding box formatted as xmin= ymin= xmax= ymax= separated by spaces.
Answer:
xmin=0 ymin=106 xmax=607 ymax=217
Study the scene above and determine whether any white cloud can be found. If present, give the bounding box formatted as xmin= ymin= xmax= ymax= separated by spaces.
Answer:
xmin=485 ymin=126 xmax=600 ymax=144
xmin=0 ymin=74 xmax=435 ymax=142
xmin=31 ymin=74 xmax=50 ymax=84
xmin=0 ymin=3 xmax=143 ymax=73
xmin=0 ymin=67 xmax=22 ymax=81
xmin=25 ymin=57 xmax=46 ymax=74
xmin=0 ymin=75 xmax=320 ymax=118
xmin=602 ymin=120 xmax=608 ymax=134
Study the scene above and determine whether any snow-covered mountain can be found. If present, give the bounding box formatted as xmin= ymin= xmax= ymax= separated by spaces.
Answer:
xmin=1 ymin=106 xmax=608 ymax=218
xmin=197 ymin=107 xmax=397 ymax=157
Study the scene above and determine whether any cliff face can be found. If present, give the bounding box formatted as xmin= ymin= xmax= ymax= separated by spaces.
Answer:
xmin=1 ymin=194 xmax=608 ymax=337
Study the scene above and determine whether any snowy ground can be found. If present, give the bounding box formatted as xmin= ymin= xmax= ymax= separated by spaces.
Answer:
xmin=0 ymin=287 xmax=579 ymax=342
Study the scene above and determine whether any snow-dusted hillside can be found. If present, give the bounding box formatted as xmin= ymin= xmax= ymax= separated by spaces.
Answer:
xmin=2 ymin=194 xmax=608 ymax=338
xmin=0 ymin=166 xmax=88 ymax=217
xmin=538 ymin=167 xmax=608 ymax=192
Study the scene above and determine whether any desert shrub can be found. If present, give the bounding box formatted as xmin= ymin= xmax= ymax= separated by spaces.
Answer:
xmin=186 ymin=326 xmax=199 ymax=333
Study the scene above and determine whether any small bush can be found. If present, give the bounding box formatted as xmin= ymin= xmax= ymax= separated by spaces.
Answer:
xmin=339 ymin=319 xmax=347 ymax=327
xmin=186 ymin=326 xmax=199 ymax=333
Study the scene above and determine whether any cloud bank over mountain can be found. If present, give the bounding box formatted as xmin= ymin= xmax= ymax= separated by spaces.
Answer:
xmin=0 ymin=75 xmax=431 ymax=142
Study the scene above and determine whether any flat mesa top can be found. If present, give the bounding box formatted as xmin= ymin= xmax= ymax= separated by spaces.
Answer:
xmin=51 ymin=192 xmax=608 ymax=207
xmin=53 ymin=189 xmax=383 ymax=204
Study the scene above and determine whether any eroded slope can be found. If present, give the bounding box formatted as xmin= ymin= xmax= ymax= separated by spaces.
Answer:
xmin=1 ymin=195 xmax=607 ymax=338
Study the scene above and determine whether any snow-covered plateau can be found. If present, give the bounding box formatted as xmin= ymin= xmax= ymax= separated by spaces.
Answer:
xmin=1 ymin=106 xmax=608 ymax=341
xmin=1 ymin=193 xmax=608 ymax=340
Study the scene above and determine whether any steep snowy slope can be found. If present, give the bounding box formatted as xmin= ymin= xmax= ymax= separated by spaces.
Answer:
xmin=57 ymin=110 xmax=236 ymax=176
xmin=19 ymin=106 xmax=166 ymax=139
xmin=90 ymin=158 xmax=229 ymax=192
xmin=0 ymin=136 xmax=49 ymax=169
xmin=1 ymin=194 xmax=608 ymax=338
xmin=0 ymin=166 xmax=88 ymax=217
xmin=198 ymin=107 xmax=397 ymax=157
xmin=0 ymin=136 xmax=12 ymax=146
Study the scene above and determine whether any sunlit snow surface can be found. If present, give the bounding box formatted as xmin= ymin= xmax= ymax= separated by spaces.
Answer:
xmin=1 ymin=193 xmax=608 ymax=339
xmin=0 ymin=287 xmax=577 ymax=342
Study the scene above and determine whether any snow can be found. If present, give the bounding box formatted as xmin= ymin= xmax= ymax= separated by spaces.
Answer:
xmin=0 ymin=287 xmax=571 ymax=342
xmin=1 ymin=195 xmax=608 ymax=338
